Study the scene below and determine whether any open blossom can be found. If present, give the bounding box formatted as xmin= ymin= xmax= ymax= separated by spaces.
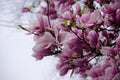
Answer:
xmin=61 ymin=11 xmax=73 ymax=20
xmin=103 ymin=1 xmax=120 ymax=15
xmin=72 ymin=2 xmax=81 ymax=15
xmin=100 ymin=47 xmax=117 ymax=56
xmin=89 ymin=10 xmax=103 ymax=25
xmin=57 ymin=47 xmax=91 ymax=77
xmin=104 ymin=66 xmax=118 ymax=80
xmin=103 ymin=1 xmax=120 ymax=26
xmin=63 ymin=36 xmax=83 ymax=54
xmin=57 ymin=48 xmax=75 ymax=76
xmin=32 ymin=32 xmax=56 ymax=60
xmin=56 ymin=49 xmax=75 ymax=76
xmin=87 ymin=66 xmax=104 ymax=78
xmin=28 ymin=14 xmax=50 ymax=35
xmin=77 ymin=10 xmax=103 ymax=28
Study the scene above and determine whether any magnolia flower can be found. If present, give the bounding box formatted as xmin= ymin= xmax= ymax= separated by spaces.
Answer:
xmin=61 ymin=11 xmax=73 ymax=20
xmin=72 ymin=2 xmax=81 ymax=15
xmin=100 ymin=47 xmax=117 ymax=56
xmin=87 ymin=66 xmax=104 ymax=78
xmin=32 ymin=32 xmax=56 ymax=60
xmin=104 ymin=66 xmax=118 ymax=80
xmin=28 ymin=14 xmax=50 ymax=35
xmin=77 ymin=10 xmax=103 ymax=28
xmin=87 ymin=30 xmax=98 ymax=47
xmin=57 ymin=48 xmax=75 ymax=76
xmin=103 ymin=1 xmax=120 ymax=14
xmin=103 ymin=1 xmax=120 ymax=26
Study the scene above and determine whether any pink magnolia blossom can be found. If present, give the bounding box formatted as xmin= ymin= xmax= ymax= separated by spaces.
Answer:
xmin=100 ymin=47 xmax=117 ymax=56
xmin=104 ymin=66 xmax=118 ymax=80
xmin=77 ymin=10 xmax=103 ymax=28
xmin=72 ymin=2 xmax=81 ymax=15
xmin=103 ymin=1 xmax=120 ymax=15
xmin=61 ymin=11 xmax=73 ymax=20
xmin=87 ymin=30 xmax=98 ymax=47
xmin=87 ymin=66 xmax=104 ymax=78
xmin=32 ymin=32 xmax=56 ymax=60
xmin=29 ymin=15 xmax=49 ymax=31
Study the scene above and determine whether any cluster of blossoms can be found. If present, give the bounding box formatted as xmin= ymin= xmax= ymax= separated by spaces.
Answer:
xmin=22 ymin=0 xmax=120 ymax=80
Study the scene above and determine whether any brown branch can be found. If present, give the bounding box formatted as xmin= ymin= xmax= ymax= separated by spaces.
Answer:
xmin=47 ymin=0 xmax=52 ymax=28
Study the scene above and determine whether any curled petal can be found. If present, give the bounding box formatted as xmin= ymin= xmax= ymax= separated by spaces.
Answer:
xmin=60 ymin=65 xmax=72 ymax=76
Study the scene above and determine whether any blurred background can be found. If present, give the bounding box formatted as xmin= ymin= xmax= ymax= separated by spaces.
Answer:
xmin=0 ymin=0 xmax=82 ymax=80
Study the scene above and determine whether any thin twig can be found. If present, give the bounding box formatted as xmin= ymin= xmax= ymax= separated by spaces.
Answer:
xmin=47 ymin=0 xmax=52 ymax=28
